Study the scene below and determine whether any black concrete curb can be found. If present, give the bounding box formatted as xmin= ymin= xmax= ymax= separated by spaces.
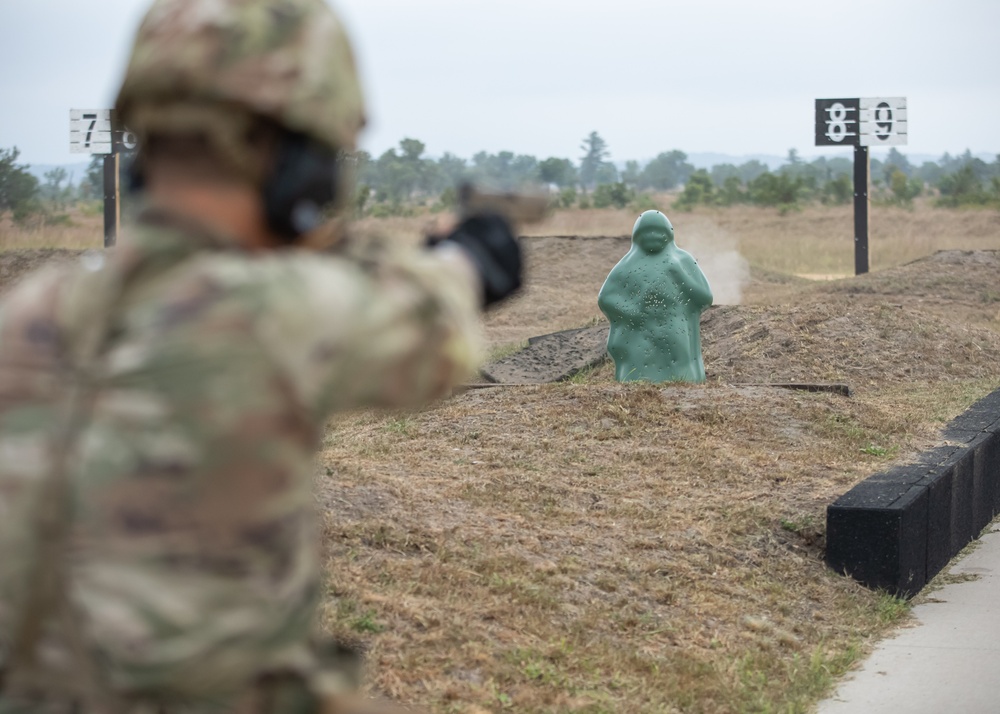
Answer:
xmin=826 ymin=387 xmax=1000 ymax=598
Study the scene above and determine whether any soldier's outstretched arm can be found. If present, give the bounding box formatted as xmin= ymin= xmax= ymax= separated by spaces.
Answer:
xmin=257 ymin=215 xmax=520 ymax=416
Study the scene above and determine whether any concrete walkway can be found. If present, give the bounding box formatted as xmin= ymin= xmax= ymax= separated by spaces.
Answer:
xmin=817 ymin=522 xmax=1000 ymax=714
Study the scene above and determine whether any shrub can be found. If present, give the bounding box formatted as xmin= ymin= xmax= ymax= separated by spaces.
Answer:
xmin=937 ymin=165 xmax=989 ymax=207
xmin=822 ymin=175 xmax=852 ymax=205
xmin=747 ymin=172 xmax=802 ymax=212
xmin=716 ymin=176 xmax=745 ymax=206
xmin=592 ymin=182 xmax=633 ymax=209
xmin=674 ymin=170 xmax=714 ymax=211
xmin=888 ymin=169 xmax=922 ymax=206
xmin=629 ymin=192 xmax=659 ymax=212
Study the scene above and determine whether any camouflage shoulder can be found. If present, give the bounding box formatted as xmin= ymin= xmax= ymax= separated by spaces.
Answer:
xmin=200 ymin=247 xmax=482 ymax=415
xmin=0 ymin=252 xmax=108 ymax=339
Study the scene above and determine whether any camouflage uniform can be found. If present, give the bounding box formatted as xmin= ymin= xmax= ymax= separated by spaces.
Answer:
xmin=0 ymin=0 xmax=484 ymax=711
xmin=0 ymin=208 xmax=482 ymax=711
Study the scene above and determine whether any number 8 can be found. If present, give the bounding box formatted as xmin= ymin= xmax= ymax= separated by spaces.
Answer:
xmin=826 ymin=103 xmax=848 ymax=143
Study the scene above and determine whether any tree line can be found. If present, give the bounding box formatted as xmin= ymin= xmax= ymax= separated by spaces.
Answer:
xmin=354 ymin=136 xmax=1000 ymax=215
xmin=674 ymin=148 xmax=1000 ymax=212
xmin=2 ymin=134 xmax=999 ymax=226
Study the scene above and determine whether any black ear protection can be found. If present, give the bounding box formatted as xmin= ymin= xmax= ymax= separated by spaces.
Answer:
xmin=262 ymin=131 xmax=340 ymax=243
xmin=125 ymin=151 xmax=146 ymax=195
xmin=126 ymin=130 xmax=340 ymax=244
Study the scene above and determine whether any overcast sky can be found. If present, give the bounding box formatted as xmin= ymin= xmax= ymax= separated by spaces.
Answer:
xmin=1 ymin=0 xmax=998 ymax=167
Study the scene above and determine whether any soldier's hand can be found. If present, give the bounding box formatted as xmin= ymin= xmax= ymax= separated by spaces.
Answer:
xmin=423 ymin=213 xmax=459 ymax=243
xmin=429 ymin=213 xmax=522 ymax=308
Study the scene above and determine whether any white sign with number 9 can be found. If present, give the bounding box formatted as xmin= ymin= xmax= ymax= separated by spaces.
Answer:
xmin=859 ymin=97 xmax=907 ymax=146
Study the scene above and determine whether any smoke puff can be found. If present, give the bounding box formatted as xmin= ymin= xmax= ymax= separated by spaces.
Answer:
xmin=679 ymin=226 xmax=750 ymax=306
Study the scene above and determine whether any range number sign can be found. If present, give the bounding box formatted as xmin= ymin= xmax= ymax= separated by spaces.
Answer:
xmin=815 ymin=97 xmax=907 ymax=147
xmin=814 ymin=95 xmax=907 ymax=276
xmin=69 ymin=108 xmax=138 ymax=248
xmin=69 ymin=109 xmax=138 ymax=155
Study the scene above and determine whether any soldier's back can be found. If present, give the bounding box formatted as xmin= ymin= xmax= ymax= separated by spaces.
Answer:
xmin=0 ymin=209 xmax=481 ymax=708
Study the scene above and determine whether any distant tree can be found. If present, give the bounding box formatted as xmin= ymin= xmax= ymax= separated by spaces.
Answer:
xmin=710 ymin=163 xmax=740 ymax=187
xmin=79 ymin=156 xmax=104 ymax=200
xmin=354 ymin=184 xmax=371 ymax=215
xmin=781 ymin=151 xmax=821 ymax=188
xmin=43 ymin=167 xmax=69 ymax=209
xmin=397 ymin=137 xmax=434 ymax=194
xmin=747 ymin=172 xmax=802 ymax=212
xmin=558 ymin=186 xmax=578 ymax=208
xmin=937 ymin=164 xmax=987 ymax=207
xmin=538 ymin=157 xmax=577 ymax=189
xmin=736 ymin=159 xmax=770 ymax=184
xmin=621 ymin=160 xmax=641 ymax=188
xmin=579 ymin=131 xmax=610 ymax=189
xmin=869 ymin=158 xmax=884 ymax=186
xmin=716 ymin=176 xmax=745 ymax=206
xmin=373 ymin=148 xmax=416 ymax=204
xmin=968 ymin=157 xmax=993 ymax=184
xmin=883 ymin=148 xmax=912 ymax=179
xmin=398 ymin=138 xmax=425 ymax=163
xmin=0 ymin=147 xmax=41 ymax=221
xmin=437 ymin=185 xmax=457 ymax=209
xmin=639 ymin=150 xmax=693 ymax=190
xmin=915 ymin=160 xmax=944 ymax=186
xmin=594 ymin=162 xmax=618 ymax=185
xmin=509 ymin=154 xmax=540 ymax=184
xmin=468 ymin=150 xmax=539 ymax=187
xmin=436 ymin=152 xmax=469 ymax=190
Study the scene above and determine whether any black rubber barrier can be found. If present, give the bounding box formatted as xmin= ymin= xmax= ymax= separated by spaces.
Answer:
xmin=826 ymin=387 xmax=1000 ymax=597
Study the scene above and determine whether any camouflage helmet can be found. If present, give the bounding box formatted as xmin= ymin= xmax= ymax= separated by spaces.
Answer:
xmin=115 ymin=0 xmax=366 ymax=152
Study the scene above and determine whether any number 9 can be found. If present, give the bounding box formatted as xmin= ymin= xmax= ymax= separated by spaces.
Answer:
xmin=874 ymin=102 xmax=893 ymax=139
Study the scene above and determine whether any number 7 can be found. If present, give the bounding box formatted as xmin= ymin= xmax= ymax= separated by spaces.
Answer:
xmin=83 ymin=113 xmax=98 ymax=148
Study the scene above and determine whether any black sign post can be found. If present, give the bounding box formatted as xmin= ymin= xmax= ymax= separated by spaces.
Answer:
xmin=102 ymin=153 xmax=120 ymax=249
xmin=71 ymin=109 xmax=138 ymax=248
xmin=853 ymin=144 xmax=869 ymax=276
xmin=815 ymin=97 xmax=907 ymax=275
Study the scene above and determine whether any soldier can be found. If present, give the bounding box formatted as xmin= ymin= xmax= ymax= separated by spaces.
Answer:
xmin=0 ymin=0 xmax=520 ymax=711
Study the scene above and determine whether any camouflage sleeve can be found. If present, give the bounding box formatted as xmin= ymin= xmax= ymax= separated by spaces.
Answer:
xmin=250 ymin=243 xmax=483 ymax=418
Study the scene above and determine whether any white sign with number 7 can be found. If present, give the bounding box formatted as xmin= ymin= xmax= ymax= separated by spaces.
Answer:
xmin=70 ymin=109 xmax=114 ymax=155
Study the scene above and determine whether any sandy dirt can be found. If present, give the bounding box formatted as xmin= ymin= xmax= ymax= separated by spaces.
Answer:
xmin=0 ymin=248 xmax=82 ymax=294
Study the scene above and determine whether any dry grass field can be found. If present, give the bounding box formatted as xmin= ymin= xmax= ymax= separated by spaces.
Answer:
xmin=1 ymin=202 xmax=999 ymax=712
xmin=313 ymin=245 xmax=1000 ymax=713
xmin=4 ymin=198 xmax=999 ymax=277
